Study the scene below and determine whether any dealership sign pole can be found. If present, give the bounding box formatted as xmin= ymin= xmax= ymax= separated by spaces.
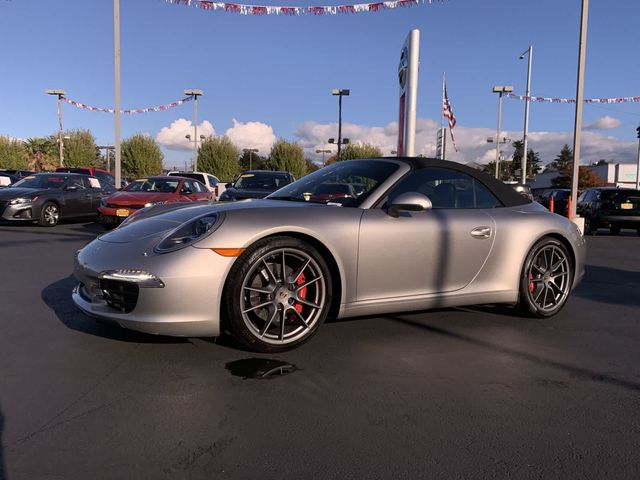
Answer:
xmin=397 ymin=29 xmax=419 ymax=157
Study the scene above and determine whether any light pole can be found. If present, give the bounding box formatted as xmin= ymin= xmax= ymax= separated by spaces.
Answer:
xmin=243 ymin=148 xmax=259 ymax=170
xmin=315 ymin=149 xmax=331 ymax=166
xmin=98 ymin=145 xmax=115 ymax=171
xmin=114 ymin=0 xmax=122 ymax=188
xmin=185 ymin=134 xmax=206 ymax=171
xmin=636 ymin=127 xmax=640 ymax=190
xmin=184 ymin=89 xmax=204 ymax=171
xmin=570 ymin=0 xmax=589 ymax=220
xmin=492 ymin=86 xmax=514 ymax=179
xmin=332 ymin=89 xmax=350 ymax=160
xmin=328 ymin=137 xmax=349 ymax=160
xmin=519 ymin=46 xmax=533 ymax=185
xmin=46 ymin=89 xmax=66 ymax=166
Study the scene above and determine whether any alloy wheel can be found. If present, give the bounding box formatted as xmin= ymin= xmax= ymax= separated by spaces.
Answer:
xmin=240 ymin=248 xmax=326 ymax=345
xmin=526 ymin=244 xmax=571 ymax=314
xmin=44 ymin=204 xmax=59 ymax=225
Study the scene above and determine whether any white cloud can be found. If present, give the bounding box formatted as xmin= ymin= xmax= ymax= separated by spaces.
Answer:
xmin=585 ymin=116 xmax=622 ymax=130
xmin=225 ymin=119 xmax=276 ymax=153
xmin=294 ymin=118 xmax=638 ymax=166
xmin=156 ymin=118 xmax=215 ymax=151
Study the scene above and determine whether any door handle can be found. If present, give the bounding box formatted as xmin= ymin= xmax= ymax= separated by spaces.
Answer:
xmin=471 ymin=226 xmax=492 ymax=239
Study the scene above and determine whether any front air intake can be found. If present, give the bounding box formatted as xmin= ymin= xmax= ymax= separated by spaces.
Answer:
xmin=100 ymin=279 xmax=139 ymax=313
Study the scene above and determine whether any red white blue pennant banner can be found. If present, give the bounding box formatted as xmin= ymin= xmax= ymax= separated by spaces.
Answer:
xmin=163 ymin=0 xmax=439 ymax=16
xmin=507 ymin=93 xmax=640 ymax=104
xmin=62 ymin=96 xmax=193 ymax=114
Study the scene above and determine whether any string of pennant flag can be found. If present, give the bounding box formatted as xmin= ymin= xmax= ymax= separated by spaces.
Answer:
xmin=61 ymin=96 xmax=193 ymax=114
xmin=507 ymin=93 xmax=640 ymax=104
xmin=162 ymin=0 xmax=441 ymax=16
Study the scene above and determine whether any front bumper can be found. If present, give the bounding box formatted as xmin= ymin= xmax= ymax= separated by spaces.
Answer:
xmin=72 ymin=237 xmax=236 ymax=337
xmin=0 ymin=202 xmax=35 ymax=221
xmin=596 ymin=214 xmax=640 ymax=228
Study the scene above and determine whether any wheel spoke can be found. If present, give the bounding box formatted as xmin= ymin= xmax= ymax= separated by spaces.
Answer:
xmin=259 ymin=307 xmax=278 ymax=337
xmin=295 ymin=297 xmax=321 ymax=309
xmin=262 ymin=259 xmax=278 ymax=284
xmin=242 ymin=300 xmax=272 ymax=314
xmin=541 ymin=285 xmax=550 ymax=307
xmin=279 ymin=307 xmax=286 ymax=341
xmin=243 ymin=286 xmax=273 ymax=295
xmin=549 ymin=281 xmax=564 ymax=296
xmin=281 ymin=250 xmax=287 ymax=283
xmin=533 ymin=285 xmax=545 ymax=303
xmin=291 ymin=308 xmax=310 ymax=329
xmin=290 ymin=258 xmax=311 ymax=283
xmin=296 ymin=275 xmax=323 ymax=291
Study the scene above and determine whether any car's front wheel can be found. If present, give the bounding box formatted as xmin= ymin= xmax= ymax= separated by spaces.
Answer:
xmin=223 ymin=236 xmax=332 ymax=353
xmin=38 ymin=202 xmax=59 ymax=227
xmin=519 ymin=237 xmax=573 ymax=317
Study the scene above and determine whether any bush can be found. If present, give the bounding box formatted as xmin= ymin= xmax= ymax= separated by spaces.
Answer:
xmin=121 ymin=134 xmax=164 ymax=178
xmin=197 ymin=136 xmax=240 ymax=181
xmin=268 ymin=140 xmax=307 ymax=179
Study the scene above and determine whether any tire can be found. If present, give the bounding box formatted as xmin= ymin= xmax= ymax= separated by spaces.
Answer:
xmin=610 ymin=225 xmax=620 ymax=235
xmin=38 ymin=202 xmax=60 ymax=227
xmin=223 ymin=236 xmax=332 ymax=353
xmin=583 ymin=215 xmax=595 ymax=235
xmin=518 ymin=237 xmax=573 ymax=318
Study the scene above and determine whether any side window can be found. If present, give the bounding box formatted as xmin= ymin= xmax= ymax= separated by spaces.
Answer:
xmin=182 ymin=180 xmax=195 ymax=194
xmin=68 ymin=177 xmax=86 ymax=189
xmin=207 ymin=175 xmax=218 ymax=186
xmin=386 ymin=167 xmax=502 ymax=209
xmin=193 ymin=181 xmax=205 ymax=193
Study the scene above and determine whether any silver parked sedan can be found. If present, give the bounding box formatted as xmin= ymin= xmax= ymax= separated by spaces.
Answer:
xmin=73 ymin=158 xmax=586 ymax=352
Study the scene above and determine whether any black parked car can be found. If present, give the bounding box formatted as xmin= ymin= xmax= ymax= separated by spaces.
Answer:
xmin=537 ymin=189 xmax=572 ymax=216
xmin=577 ymin=187 xmax=640 ymax=235
xmin=0 ymin=173 xmax=115 ymax=226
xmin=219 ymin=170 xmax=295 ymax=201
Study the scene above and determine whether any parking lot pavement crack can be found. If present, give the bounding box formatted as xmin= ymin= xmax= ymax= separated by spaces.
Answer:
xmin=8 ymin=348 xmax=137 ymax=447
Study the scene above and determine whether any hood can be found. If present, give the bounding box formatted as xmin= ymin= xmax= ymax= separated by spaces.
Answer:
xmin=105 ymin=190 xmax=176 ymax=206
xmin=0 ymin=187 xmax=51 ymax=200
xmin=222 ymin=187 xmax=274 ymax=200
xmin=98 ymin=199 xmax=328 ymax=244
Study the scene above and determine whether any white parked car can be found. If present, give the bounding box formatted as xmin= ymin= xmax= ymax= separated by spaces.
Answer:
xmin=168 ymin=171 xmax=221 ymax=199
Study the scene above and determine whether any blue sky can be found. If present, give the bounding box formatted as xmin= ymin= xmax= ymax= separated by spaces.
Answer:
xmin=1 ymin=0 xmax=639 ymax=167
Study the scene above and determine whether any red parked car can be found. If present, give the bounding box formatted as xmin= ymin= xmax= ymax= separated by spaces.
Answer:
xmin=97 ymin=176 xmax=213 ymax=228
xmin=56 ymin=167 xmax=116 ymax=187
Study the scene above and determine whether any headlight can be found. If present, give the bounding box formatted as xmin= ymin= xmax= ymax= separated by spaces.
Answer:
xmin=9 ymin=197 xmax=35 ymax=206
xmin=144 ymin=201 xmax=166 ymax=208
xmin=155 ymin=213 xmax=220 ymax=253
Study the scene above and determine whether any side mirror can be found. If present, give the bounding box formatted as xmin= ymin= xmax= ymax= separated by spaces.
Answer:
xmin=64 ymin=185 xmax=79 ymax=192
xmin=225 ymin=183 xmax=232 ymax=189
xmin=387 ymin=192 xmax=432 ymax=217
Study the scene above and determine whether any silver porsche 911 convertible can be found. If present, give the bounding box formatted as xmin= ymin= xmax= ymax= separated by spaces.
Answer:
xmin=73 ymin=158 xmax=586 ymax=352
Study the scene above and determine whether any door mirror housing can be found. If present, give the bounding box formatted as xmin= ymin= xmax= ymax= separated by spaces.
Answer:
xmin=225 ymin=183 xmax=232 ymax=189
xmin=387 ymin=192 xmax=432 ymax=217
xmin=64 ymin=185 xmax=79 ymax=192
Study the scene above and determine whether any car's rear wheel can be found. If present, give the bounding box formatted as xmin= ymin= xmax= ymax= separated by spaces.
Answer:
xmin=223 ymin=236 xmax=332 ymax=353
xmin=583 ymin=215 xmax=595 ymax=235
xmin=38 ymin=202 xmax=59 ymax=227
xmin=519 ymin=237 xmax=573 ymax=318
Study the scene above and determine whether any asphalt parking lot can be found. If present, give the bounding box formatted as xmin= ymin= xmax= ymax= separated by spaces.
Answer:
xmin=1 ymin=222 xmax=639 ymax=479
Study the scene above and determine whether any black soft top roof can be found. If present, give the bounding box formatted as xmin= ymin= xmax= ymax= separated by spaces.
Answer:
xmin=386 ymin=157 xmax=532 ymax=208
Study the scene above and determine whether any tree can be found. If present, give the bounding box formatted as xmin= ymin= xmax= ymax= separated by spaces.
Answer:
xmin=0 ymin=136 xmax=28 ymax=170
xmin=197 ymin=136 xmax=240 ymax=181
xmin=549 ymin=144 xmax=573 ymax=171
xmin=481 ymin=160 xmax=514 ymax=182
xmin=25 ymin=137 xmax=58 ymax=171
xmin=339 ymin=143 xmax=383 ymax=160
xmin=63 ymin=129 xmax=100 ymax=167
xmin=239 ymin=150 xmax=267 ymax=171
xmin=552 ymin=166 xmax=607 ymax=189
xmin=509 ymin=140 xmax=542 ymax=182
xmin=305 ymin=158 xmax=321 ymax=175
xmin=268 ymin=139 xmax=307 ymax=179
xmin=121 ymin=134 xmax=164 ymax=178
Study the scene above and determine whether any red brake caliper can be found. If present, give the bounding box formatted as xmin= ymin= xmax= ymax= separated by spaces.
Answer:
xmin=294 ymin=273 xmax=306 ymax=314
xmin=529 ymin=273 xmax=535 ymax=294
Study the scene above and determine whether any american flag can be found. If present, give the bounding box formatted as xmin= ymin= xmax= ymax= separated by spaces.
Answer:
xmin=442 ymin=82 xmax=458 ymax=151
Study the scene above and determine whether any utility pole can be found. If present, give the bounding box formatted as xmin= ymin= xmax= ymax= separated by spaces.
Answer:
xmin=492 ymin=86 xmax=513 ymax=179
xmin=635 ymin=125 xmax=640 ymax=190
xmin=46 ymin=89 xmax=66 ymax=166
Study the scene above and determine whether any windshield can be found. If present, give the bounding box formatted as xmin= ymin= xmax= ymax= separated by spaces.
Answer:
xmin=267 ymin=160 xmax=399 ymax=207
xmin=233 ymin=172 xmax=290 ymax=190
xmin=171 ymin=173 xmax=205 ymax=183
xmin=124 ymin=178 xmax=179 ymax=193
xmin=13 ymin=174 xmax=67 ymax=189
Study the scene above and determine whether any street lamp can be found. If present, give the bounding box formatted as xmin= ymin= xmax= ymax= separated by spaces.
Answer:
xmin=184 ymin=89 xmax=204 ymax=171
xmin=328 ymin=137 xmax=350 ymax=161
xmin=243 ymin=148 xmax=259 ymax=170
xmin=315 ymin=149 xmax=331 ymax=166
xmin=635 ymin=125 xmax=640 ymax=190
xmin=519 ymin=46 xmax=533 ymax=185
xmin=332 ymin=88 xmax=350 ymax=160
xmin=98 ymin=145 xmax=115 ymax=171
xmin=492 ymin=85 xmax=514 ymax=179
xmin=46 ymin=89 xmax=66 ymax=166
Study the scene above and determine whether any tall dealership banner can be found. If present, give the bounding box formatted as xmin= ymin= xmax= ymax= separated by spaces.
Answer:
xmin=507 ymin=93 xmax=640 ymax=104
xmin=397 ymin=29 xmax=420 ymax=157
xmin=162 ymin=0 xmax=442 ymax=16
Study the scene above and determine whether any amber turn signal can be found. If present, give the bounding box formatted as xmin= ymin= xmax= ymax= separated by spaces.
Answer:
xmin=211 ymin=248 xmax=245 ymax=257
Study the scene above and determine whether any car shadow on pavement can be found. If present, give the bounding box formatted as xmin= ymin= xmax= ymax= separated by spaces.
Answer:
xmin=387 ymin=315 xmax=640 ymax=394
xmin=42 ymin=275 xmax=188 ymax=344
xmin=574 ymin=264 xmax=640 ymax=306
xmin=0 ymin=407 xmax=6 ymax=480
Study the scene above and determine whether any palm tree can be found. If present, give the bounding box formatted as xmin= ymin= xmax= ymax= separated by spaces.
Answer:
xmin=24 ymin=137 xmax=58 ymax=171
